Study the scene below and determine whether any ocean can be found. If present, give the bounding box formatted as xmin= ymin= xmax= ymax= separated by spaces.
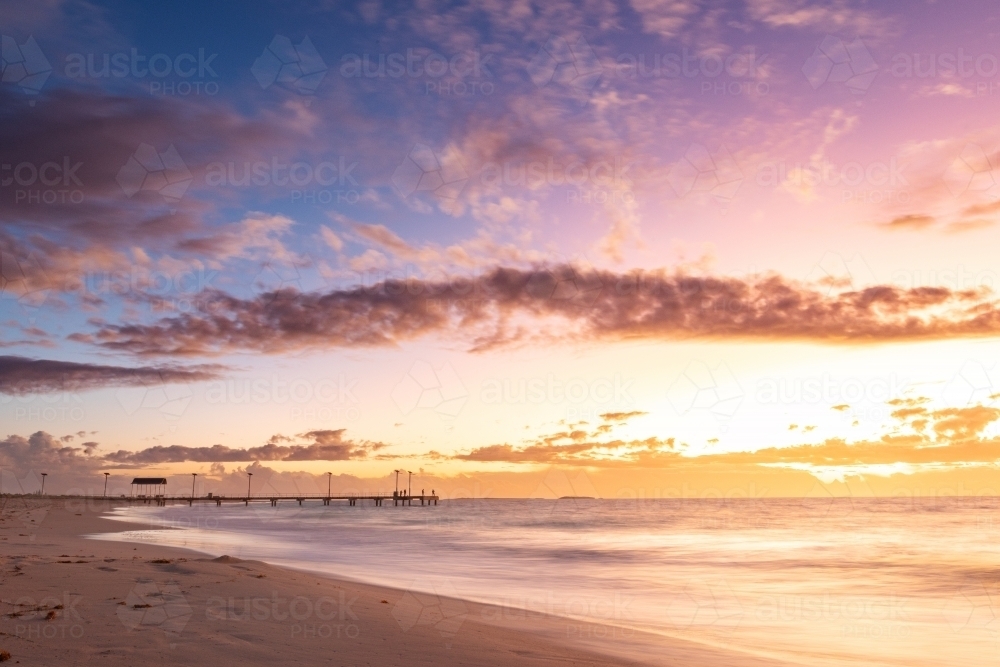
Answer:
xmin=96 ymin=497 xmax=999 ymax=666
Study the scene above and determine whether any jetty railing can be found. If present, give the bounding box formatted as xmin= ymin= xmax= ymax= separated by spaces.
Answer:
xmin=122 ymin=492 xmax=438 ymax=507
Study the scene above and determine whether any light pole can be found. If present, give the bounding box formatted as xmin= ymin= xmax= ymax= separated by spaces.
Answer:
xmin=407 ymin=471 xmax=413 ymax=498
xmin=246 ymin=472 xmax=253 ymax=506
xmin=326 ymin=472 xmax=332 ymax=499
xmin=103 ymin=472 xmax=110 ymax=498
xmin=191 ymin=473 xmax=197 ymax=499
xmin=40 ymin=473 xmax=47 ymax=495
xmin=393 ymin=469 xmax=403 ymax=506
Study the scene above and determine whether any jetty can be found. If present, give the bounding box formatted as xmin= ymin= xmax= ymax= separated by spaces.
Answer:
xmin=125 ymin=492 xmax=438 ymax=508
xmin=3 ymin=474 xmax=439 ymax=508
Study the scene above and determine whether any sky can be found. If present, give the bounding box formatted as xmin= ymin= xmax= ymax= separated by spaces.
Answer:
xmin=4 ymin=0 xmax=1000 ymax=499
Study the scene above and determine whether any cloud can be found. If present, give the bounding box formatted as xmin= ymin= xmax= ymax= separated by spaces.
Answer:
xmin=882 ymin=214 xmax=935 ymax=230
xmin=453 ymin=437 xmax=675 ymax=465
xmin=86 ymin=264 xmax=1000 ymax=356
xmin=880 ymin=202 xmax=1000 ymax=235
xmin=873 ymin=133 xmax=1000 ymax=234
xmin=600 ymin=411 xmax=648 ymax=421
xmin=8 ymin=401 xmax=1000 ymax=491
xmin=349 ymin=224 xmax=430 ymax=262
xmin=746 ymin=0 xmax=894 ymax=35
xmin=0 ymin=88 xmax=296 ymax=243
xmin=629 ymin=0 xmax=699 ymax=37
xmin=173 ymin=213 xmax=297 ymax=264
xmin=916 ymin=82 xmax=974 ymax=99
xmin=0 ymin=430 xmax=103 ymax=478
xmin=0 ymin=356 xmax=223 ymax=395
xmin=0 ymin=86 xmax=322 ymax=304
xmin=451 ymin=404 xmax=1000 ymax=469
xmin=320 ymin=225 xmax=344 ymax=252
xmin=101 ymin=429 xmax=386 ymax=464
xmin=449 ymin=422 xmax=679 ymax=465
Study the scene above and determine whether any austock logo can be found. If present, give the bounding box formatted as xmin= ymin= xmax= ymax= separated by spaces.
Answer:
xmin=339 ymin=47 xmax=494 ymax=97
xmin=797 ymin=476 xmax=877 ymax=529
xmin=116 ymin=143 xmax=193 ymax=204
xmin=667 ymin=144 xmax=743 ymax=207
xmin=392 ymin=579 xmax=469 ymax=648
xmin=252 ymin=35 xmax=328 ymax=95
xmin=528 ymin=468 xmax=599 ymax=522
xmin=802 ymin=35 xmax=878 ymax=94
xmin=392 ymin=144 xmax=468 ymax=202
xmin=251 ymin=259 xmax=302 ymax=305
xmin=531 ymin=468 xmax=597 ymax=500
xmin=248 ymin=472 xmax=309 ymax=522
xmin=2 ymin=157 xmax=85 ymax=205
xmin=63 ymin=47 xmax=219 ymax=96
xmin=206 ymin=591 xmax=360 ymax=639
xmin=666 ymin=361 xmax=745 ymax=429
xmin=5 ymin=592 xmax=85 ymax=640
xmin=0 ymin=252 xmax=51 ymax=309
xmin=391 ymin=361 xmax=469 ymax=418
xmin=115 ymin=380 xmax=194 ymax=422
xmin=117 ymin=579 xmax=193 ymax=638
xmin=523 ymin=260 xmax=604 ymax=305
xmin=943 ymin=144 xmax=998 ymax=197
xmin=806 ymin=252 xmax=875 ymax=295
xmin=943 ymin=583 xmax=997 ymax=637
xmin=1 ymin=35 xmax=52 ymax=103
xmin=527 ymin=34 xmax=602 ymax=92
xmin=942 ymin=360 xmax=1000 ymax=407
xmin=664 ymin=579 xmax=744 ymax=639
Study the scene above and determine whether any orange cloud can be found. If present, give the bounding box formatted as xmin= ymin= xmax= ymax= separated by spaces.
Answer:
xmin=449 ymin=404 xmax=1000 ymax=468
xmin=599 ymin=411 xmax=648 ymax=421
xmin=883 ymin=214 xmax=935 ymax=230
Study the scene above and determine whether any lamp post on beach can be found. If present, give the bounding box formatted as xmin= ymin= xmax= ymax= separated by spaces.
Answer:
xmin=246 ymin=472 xmax=253 ymax=506
xmin=326 ymin=472 xmax=332 ymax=499
xmin=407 ymin=471 xmax=413 ymax=498
xmin=191 ymin=473 xmax=197 ymax=500
xmin=103 ymin=472 xmax=110 ymax=497
xmin=40 ymin=473 xmax=47 ymax=495
xmin=393 ymin=469 xmax=402 ymax=495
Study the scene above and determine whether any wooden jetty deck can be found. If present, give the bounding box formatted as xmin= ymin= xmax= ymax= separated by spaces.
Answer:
xmin=126 ymin=493 xmax=439 ymax=507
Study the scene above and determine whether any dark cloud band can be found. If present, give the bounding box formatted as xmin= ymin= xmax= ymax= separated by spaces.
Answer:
xmin=89 ymin=264 xmax=1000 ymax=356
xmin=0 ymin=356 xmax=223 ymax=395
xmin=101 ymin=429 xmax=385 ymax=464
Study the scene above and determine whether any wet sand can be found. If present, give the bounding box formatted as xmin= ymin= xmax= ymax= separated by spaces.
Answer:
xmin=0 ymin=498 xmax=793 ymax=666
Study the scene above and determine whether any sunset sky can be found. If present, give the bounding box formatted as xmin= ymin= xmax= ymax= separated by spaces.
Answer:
xmin=4 ymin=0 xmax=1000 ymax=498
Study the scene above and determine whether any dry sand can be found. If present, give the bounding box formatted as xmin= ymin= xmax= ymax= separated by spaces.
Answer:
xmin=0 ymin=498 xmax=793 ymax=666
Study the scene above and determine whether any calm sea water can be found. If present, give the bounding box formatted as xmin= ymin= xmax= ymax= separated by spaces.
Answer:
xmin=98 ymin=498 xmax=998 ymax=666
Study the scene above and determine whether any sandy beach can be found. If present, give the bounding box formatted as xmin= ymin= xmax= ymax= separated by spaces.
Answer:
xmin=0 ymin=498 xmax=798 ymax=667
